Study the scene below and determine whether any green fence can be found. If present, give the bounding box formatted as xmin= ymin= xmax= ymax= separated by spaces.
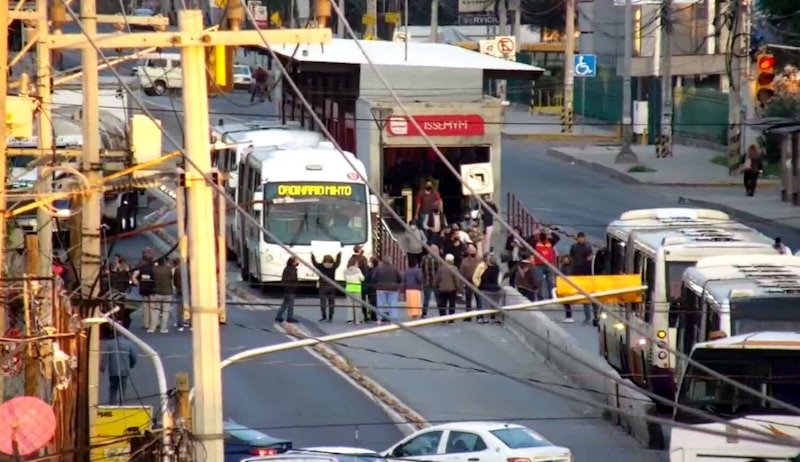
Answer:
xmin=574 ymin=66 xmax=623 ymax=125
xmin=672 ymin=87 xmax=729 ymax=146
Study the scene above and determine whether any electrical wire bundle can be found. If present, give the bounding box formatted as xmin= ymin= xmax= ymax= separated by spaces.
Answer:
xmin=44 ymin=0 xmax=800 ymax=459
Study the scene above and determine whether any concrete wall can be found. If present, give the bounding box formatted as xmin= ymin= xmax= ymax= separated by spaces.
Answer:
xmin=502 ymin=287 xmax=665 ymax=450
xmin=359 ymin=65 xmax=485 ymax=102
xmin=355 ymin=97 xmax=504 ymax=200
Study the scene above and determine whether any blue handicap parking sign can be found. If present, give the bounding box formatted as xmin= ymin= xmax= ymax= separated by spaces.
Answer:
xmin=574 ymin=54 xmax=597 ymax=78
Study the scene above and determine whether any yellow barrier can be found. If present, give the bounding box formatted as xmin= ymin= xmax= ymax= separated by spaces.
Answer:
xmin=90 ymin=405 xmax=153 ymax=462
xmin=556 ymin=275 xmax=643 ymax=304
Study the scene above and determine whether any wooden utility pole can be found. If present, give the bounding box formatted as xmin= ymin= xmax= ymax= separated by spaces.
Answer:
xmin=0 ymin=0 xmax=10 ymax=401
xmin=656 ymin=0 xmax=673 ymax=158
xmin=36 ymin=0 xmax=54 ymax=300
xmin=562 ymin=0 xmax=575 ymax=134
xmin=727 ymin=0 xmax=745 ymax=173
xmin=497 ymin=0 xmax=508 ymax=101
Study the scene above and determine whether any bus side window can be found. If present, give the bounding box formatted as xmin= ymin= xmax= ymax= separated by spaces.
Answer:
xmin=703 ymin=301 xmax=720 ymax=341
xmin=607 ymin=236 xmax=624 ymax=274
xmin=676 ymin=286 xmax=699 ymax=354
xmin=630 ymin=250 xmax=644 ymax=318
xmin=643 ymin=256 xmax=655 ymax=323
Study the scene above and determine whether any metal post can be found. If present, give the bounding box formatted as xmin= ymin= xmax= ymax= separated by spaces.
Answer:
xmin=430 ymin=0 xmax=438 ymax=42
xmin=37 ymin=0 xmax=54 ymax=298
xmin=497 ymin=0 xmax=508 ymax=101
xmin=367 ymin=0 xmax=377 ymax=38
xmin=727 ymin=0 xmax=743 ymax=173
xmin=179 ymin=9 xmax=224 ymax=462
xmin=336 ymin=0 xmax=344 ymax=37
xmin=562 ymin=0 xmax=575 ymax=134
xmin=513 ymin=0 xmax=521 ymax=42
xmin=0 ymin=0 xmax=8 ymax=399
xmin=216 ymin=172 xmax=227 ymax=324
xmin=581 ymin=77 xmax=586 ymax=136
xmin=615 ymin=0 xmax=638 ymax=163
xmin=741 ymin=0 xmax=756 ymax=154
xmin=657 ymin=0 xmax=673 ymax=158
xmin=79 ymin=0 xmax=104 ymax=436
xmin=176 ymin=185 xmax=191 ymax=328
xmin=403 ymin=0 xmax=408 ymax=61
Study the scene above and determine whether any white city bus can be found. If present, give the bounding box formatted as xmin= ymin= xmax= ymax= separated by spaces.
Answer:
xmin=671 ymin=332 xmax=800 ymax=462
xmin=598 ymin=226 xmax=777 ymax=399
xmin=678 ymin=255 xmax=800 ymax=369
xmin=237 ymin=145 xmax=378 ymax=285
xmin=601 ymin=208 xmax=732 ymax=274
xmin=210 ymin=121 xmax=324 ymax=258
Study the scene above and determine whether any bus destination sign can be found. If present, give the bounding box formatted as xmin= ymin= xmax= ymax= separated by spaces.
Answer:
xmin=277 ymin=184 xmax=353 ymax=196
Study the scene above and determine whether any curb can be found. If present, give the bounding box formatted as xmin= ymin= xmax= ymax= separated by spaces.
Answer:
xmin=677 ymin=196 xmax=800 ymax=236
xmin=503 ymin=133 xmax=620 ymax=143
xmin=142 ymin=197 xmax=429 ymax=432
xmin=545 ymin=148 xmax=781 ymax=188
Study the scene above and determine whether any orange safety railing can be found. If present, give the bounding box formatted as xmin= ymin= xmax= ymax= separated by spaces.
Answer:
xmin=506 ymin=192 xmax=541 ymax=238
xmin=380 ymin=223 xmax=408 ymax=272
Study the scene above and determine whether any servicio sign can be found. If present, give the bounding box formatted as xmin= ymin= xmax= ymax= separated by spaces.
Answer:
xmin=386 ymin=115 xmax=485 ymax=137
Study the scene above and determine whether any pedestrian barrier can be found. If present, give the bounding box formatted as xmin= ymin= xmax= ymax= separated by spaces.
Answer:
xmin=502 ymin=287 xmax=663 ymax=450
xmin=506 ymin=192 xmax=539 ymax=237
xmin=380 ymin=222 xmax=407 ymax=271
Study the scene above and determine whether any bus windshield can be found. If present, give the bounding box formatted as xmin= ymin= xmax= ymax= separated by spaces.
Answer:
xmin=666 ymin=261 xmax=694 ymax=300
xmin=262 ymin=182 xmax=368 ymax=246
xmin=675 ymin=348 xmax=800 ymax=424
xmin=730 ymin=297 xmax=800 ymax=335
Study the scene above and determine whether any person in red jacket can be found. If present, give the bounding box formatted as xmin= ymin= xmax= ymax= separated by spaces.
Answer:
xmin=533 ymin=230 xmax=559 ymax=300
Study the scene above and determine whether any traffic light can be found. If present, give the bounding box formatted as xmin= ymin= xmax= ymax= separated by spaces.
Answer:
xmin=206 ymin=45 xmax=234 ymax=95
xmin=755 ymin=53 xmax=776 ymax=104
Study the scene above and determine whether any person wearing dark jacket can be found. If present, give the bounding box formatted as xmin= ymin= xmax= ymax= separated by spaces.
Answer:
xmin=364 ymin=257 xmax=380 ymax=321
xmin=505 ymin=250 xmax=537 ymax=302
xmin=503 ymin=226 xmax=524 ymax=286
xmin=477 ymin=254 xmax=502 ymax=324
xmin=312 ymin=252 xmax=342 ymax=322
xmin=569 ymin=232 xmax=597 ymax=325
xmin=741 ymin=144 xmax=764 ymax=196
xmin=276 ymin=257 xmax=299 ymax=323
xmin=373 ymin=257 xmax=402 ymax=323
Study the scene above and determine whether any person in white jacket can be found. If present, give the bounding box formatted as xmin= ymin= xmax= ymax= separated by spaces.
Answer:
xmin=344 ymin=257 xmax=365 ymax=324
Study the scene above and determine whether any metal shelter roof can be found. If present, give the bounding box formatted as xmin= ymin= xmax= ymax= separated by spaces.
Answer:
xmin=271 ymin=38 xmax=543 ymax=79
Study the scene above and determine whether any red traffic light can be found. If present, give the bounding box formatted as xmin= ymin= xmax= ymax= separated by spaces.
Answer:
xmin=758 ymin=54 xmax=776 ymax=71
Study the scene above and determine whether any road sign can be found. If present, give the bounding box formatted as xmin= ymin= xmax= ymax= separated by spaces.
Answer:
xmin=479 ymin=40 xmax=498 ymax=57
xmin=497 ymin=36 xmax=515 ymax=55
xmin=458 ymin=0 xmax=492 ymax=13
xmin=247 ymin=0 xmax=268 ymax=27
xmin=460 ymin=162 xmax=494 ymax=196
xmin=574 ymin=54 xmax=597 ymax=78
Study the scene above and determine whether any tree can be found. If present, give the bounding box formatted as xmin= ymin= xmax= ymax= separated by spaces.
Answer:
xmin=758 ymin=0 xmax=800 ymax=44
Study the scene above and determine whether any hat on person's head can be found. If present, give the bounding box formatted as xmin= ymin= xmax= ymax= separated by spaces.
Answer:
xmin=445 ymin=254 xmax=455 ymax=263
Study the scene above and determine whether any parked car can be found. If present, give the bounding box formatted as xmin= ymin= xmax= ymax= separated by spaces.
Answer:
xmin=381 ymin=422 xmax=572 ymax=462
xmin=224 ymin=420 xmax=292 ymax=462
xmin=233 ymin=65 xmax=254 ymax=90
xmin=289 ymin=447 xmax=383 ymax=462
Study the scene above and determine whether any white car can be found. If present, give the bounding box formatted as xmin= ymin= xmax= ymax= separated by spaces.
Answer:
xmin=382 ymin=422 xmax=572 ymax=462
xmin=234 ymin=65 xmax=254 ymax=89
xmin=242 ymin=447 xmax=382 ymax=462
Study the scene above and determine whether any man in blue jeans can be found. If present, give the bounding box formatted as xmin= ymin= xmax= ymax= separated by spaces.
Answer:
xmin=373 ymin=256 xmax=402 ymax=323
xmin=420 ymin=245 xmax=441 ymax=318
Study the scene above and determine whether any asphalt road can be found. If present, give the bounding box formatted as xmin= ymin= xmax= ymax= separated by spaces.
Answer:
xmin=500 ymin=138 xmax=800 ymax=353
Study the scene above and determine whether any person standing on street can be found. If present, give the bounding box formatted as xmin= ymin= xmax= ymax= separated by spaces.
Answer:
xmin=415 ymin=180 xmax=443 ymax=228
xmin=171 ymin=258 xmax=190 ymax=331
xmin=403 ymin=221 xmax=427 ymax=267
xmin=420 ymin=245 xmax=441 ymax=319
xmin=100 ymin=336 xmax=138 ymax=405
xmin=434 ymin=254 xmax=462 ymax=323
xmin=132 ymin=249 xmax=155 ymax=331
xmin=312 ymin=252 xmax=342 ymax=322
xmin=533 ymin=230 xmax=558 ymax=300
xmin=459 ymin=245 xmax=480 ymax=316
xmin=149 ymin=260 xmax=173 ymax=333
xmin=352 ymin=245 xmax=371 ymax=320
xmin=364 ymin=256 xmax=380 ymax=322
xmin=423 ymin=202 xmax=447 ymax=246
xmin=251 ymin=66 xmax=269 ymax=102
xmin=569 ymin=231 xmax=597 ymax=325
xmin=374 ymin=256 xmax=402 ymax=323
xmin=478 ymin=254 xmax=503 ymax=324
xmin=503 ymin=226 xmax=524 ymax=286
xmin=403 ymin=259 xmax=424 ymax=320
xmin=344 ymin=256 xmax=365 ymax=324
xmin=506 ymin=250 xmax=537 ymax=302
xmin=741 ymin=144 xmax=764 ymax=197
xmin=481 ymin=195 xmax=498 ymax=254
xmin=276 ymin=257 xmax=299 ymax=323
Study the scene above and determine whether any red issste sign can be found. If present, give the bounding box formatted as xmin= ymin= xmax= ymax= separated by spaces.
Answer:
xmin=385 ymin=115 xmax=485 ymax=137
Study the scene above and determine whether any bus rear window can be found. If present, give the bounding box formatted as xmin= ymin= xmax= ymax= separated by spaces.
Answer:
xmin=489 ymin=428 xmax=551 ymax=449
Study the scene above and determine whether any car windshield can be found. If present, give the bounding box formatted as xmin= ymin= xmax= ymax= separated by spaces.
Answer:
xmin=675 ymin=348 xmax=800 ymax=424
xmin=262 ymin=182 xmax=368 ymax=246
xmin=490 ymin=428 xmax=552 ymax=449
xmin=234 ymin=66 xmax=250 ymax=75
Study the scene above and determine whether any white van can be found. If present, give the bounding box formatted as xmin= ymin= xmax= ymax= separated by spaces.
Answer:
xmin=136 ymin=52 xmax=182 ymax=96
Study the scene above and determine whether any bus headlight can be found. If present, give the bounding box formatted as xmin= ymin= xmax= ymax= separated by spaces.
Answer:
xmin=657 ymin=330 xmax=667 ymax=339
xmin=612 ymin=322 xmax=624 ymax=330
xmin=637 ymin=338 xmax=646 ymax=346
xmin=658 ymin=351 xmax=667 ymax=360
xmin=600 ymin=312 xmax=608 ymax=319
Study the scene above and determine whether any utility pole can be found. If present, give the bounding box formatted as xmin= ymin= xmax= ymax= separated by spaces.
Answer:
xmin=180 ymin=10 xmax=224 ymax=461
xmin=562 ymin=0 xmax=575 ymax=134
xmin=497 ymin=0 xmax=508 ymax=102
xmin=740 ymin=0 xmax=756 ymax=156
xmin=37 ymin=0 xmax=55 ymax=292
xmin=615 ymin=0 xmax=638 ymax=163
xmin=727 ymin=0 xmax=744 ymax=173
xmin=336 ymin=0 xmax=344 ymax=37
xmin=656 ymin=0 xmax=673 ymax=158
xmin=513 ymin=0 xmax=521 ymax=43
xmin=79 ymin=0 xmax=104 ymax=438
xmin=430 ymin=0 xmax=438 ymax=42
xmin=366 ymin=0 xmax=377 ymax=38
xmin=0 ymin=0 xmax=10 ymax=401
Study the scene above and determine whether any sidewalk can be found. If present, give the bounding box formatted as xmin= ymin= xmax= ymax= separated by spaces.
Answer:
xmin=546 ymin=144 xmax=781 ymax=187
xmin=502 ymin=109 xmax=620 ymax=143
xmin=677 ymin=187 xmax=800 ymax=233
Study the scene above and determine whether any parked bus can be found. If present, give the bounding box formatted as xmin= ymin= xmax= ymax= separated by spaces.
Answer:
xmin=678 ymin=255 xmax=800 ymax=370
xmin=211 ymin=121 xmax=324 ymax=259
xmin=671 ymin=331 xmax=800 ymax=462
xmin=601 ymin=208 xmax=732 ymax=275
xmin=599 ymin=225 xmax=777 ymax=399
xmin=237 ymin=145 xmax=378 ymax=285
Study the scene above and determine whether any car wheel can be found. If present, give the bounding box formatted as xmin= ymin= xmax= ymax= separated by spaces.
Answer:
xmin=153 ymin=80 xmax=167 ymax=96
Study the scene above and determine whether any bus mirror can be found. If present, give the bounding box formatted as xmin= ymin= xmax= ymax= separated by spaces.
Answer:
xmin=369 ymin=194 xmax=379 ymax=214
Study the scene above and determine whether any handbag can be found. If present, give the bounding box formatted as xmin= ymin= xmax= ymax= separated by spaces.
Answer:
xmin=500 ymin=250 xmax=513 ymax=263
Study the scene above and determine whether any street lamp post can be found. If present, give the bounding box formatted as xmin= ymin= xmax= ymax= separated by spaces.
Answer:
xmin=370 ymin=107 xmax=393 ymax=257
